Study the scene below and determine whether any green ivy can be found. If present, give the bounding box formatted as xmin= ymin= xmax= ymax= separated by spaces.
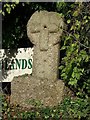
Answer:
xmin=60 ymin=3 xmax=90 ymax=98
xmin=59 ymin=97 xmax=90 ymax=120
xmin=2 ymin=94 xmax=90 ymax=120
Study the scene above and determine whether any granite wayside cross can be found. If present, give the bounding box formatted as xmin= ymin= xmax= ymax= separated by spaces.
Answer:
xmin=11 ymin=11 xmax=65 ymax=107
xmin=27 ymin=11 xmax=64 ymax=81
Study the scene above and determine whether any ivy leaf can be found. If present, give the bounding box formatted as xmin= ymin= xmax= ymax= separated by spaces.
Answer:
xmin=74 ymin=33 xmax=80 ymax=39
xmin=67 ymin=19 xmax=71 ymax=24
xmin=70 ymin=25 xmax=75 ymax=31
xmin=69 ymin=78 xmax=77 ymax=86
xmin=60 ymin=46 xmax=66 ymax=50
xmin=83 ymin=16 xmax=87 ymax=19
xmin=73 ymin=10 xmax=79 ymax=17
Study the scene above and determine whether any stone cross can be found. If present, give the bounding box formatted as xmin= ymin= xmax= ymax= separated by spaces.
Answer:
xmin=11 ymin=11 xmax=65 ymax=107
xmin=27 ymin=11 xmax=64 ymax=81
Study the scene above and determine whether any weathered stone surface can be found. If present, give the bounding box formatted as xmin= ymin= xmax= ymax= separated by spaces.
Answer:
xmin=11 ymin=75 xmax=64 ymax=107
xmin=11 ymin=10 xmax=65 ymax=107
xmin=27 ymin=11 xmax=64 ymax=81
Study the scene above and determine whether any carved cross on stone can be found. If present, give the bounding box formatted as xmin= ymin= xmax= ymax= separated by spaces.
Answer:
xmin=11 ymin=11 xmax=65 ymax=107
xmin=27 ymin=11 xmax=64 ymax=81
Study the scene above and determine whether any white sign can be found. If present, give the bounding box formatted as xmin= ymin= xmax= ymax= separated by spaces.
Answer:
xmin=0 ymin=48 xmax=33 ymax=82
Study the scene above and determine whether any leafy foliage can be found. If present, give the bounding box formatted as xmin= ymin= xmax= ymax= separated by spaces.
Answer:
xmin=60 ymin=2 xmax=90 ymax=98
xmin=60 ymin=97 xmax=90 ymax=120
xmin=2 ymin=95 xmax=90 ymax=120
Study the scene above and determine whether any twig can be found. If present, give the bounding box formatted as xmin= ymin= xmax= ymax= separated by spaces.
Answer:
xmin=63 ymin=29 xmax=90 ymax=49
